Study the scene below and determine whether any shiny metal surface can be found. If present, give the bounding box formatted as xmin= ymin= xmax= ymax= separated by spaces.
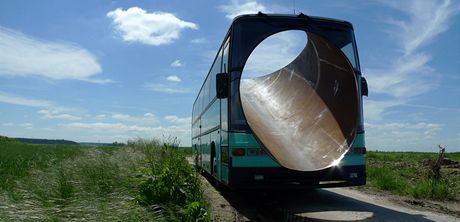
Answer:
xmin=240 ymin=32 xmax=358 ymax=171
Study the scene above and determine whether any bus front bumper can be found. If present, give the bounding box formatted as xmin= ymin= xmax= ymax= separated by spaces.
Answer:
xmin=228 ymin=165 xmax=366 ymax=190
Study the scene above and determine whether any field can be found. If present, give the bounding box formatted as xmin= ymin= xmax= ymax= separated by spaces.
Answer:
xmin=2 ymin=134 xmax=459 ymax=220
xmin=365 ymin=151 xmax=460 ymax=201
xmin=0 ymin=137 xmax=208 ymax=221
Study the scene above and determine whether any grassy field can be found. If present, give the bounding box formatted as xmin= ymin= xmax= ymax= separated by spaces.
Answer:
xmin=0 ymin=137 xmax=208 ymax=221
xmin=366 ymin=151 xmax=460 ymax=201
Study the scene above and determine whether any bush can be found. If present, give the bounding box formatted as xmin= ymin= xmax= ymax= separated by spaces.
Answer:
xmin=135 ymin=139 xmax=209 ymax=221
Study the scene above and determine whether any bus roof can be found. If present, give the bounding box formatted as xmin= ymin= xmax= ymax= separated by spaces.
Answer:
xmin=231 ymin=13 xmax=354 ymax=30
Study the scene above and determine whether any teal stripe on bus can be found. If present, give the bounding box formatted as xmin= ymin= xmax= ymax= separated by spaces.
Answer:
xmin=229 ymin=132 xmax=365 ymax=168
xmin=352 ymin=133 xmax=365 ymax=148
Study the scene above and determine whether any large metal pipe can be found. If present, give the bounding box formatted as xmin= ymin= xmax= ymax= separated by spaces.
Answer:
xmin=240 ymin=32 xmax=358 ymax=171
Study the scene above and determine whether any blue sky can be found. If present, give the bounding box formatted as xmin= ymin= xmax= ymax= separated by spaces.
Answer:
xmin=0 ymin=0 xmax=459 ymax=152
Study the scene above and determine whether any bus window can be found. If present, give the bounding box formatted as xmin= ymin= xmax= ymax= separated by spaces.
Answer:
xmin=341 ymin=42 xmax=357 ymax=69
xmin=223 ymin=39 xmax=230 ymax=73
xmin=209 ymin=48 xmax=223 ymax=102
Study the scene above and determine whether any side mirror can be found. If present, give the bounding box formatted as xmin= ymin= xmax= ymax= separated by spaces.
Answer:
xmin=361 ymin=77 xmax=368 ymax=97
xmin=216 ymin=73 xmax=229 ymax=99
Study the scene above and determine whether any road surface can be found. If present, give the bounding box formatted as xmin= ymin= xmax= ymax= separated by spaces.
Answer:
xmin=200 ymin=175 xmax=459 ymax=222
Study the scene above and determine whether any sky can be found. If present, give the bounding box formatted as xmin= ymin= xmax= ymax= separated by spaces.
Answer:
xmin=0 ymin=0 xmax=459 ymax=152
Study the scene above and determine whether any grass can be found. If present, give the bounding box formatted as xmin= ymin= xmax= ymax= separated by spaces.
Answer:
xmin=366 ymin=151 xmax=460 ymax=201
xmin=0 ymin=137 xmax=208 ymax=221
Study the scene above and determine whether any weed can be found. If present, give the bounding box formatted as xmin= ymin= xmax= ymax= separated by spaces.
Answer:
xmin=366 ymin=151 xmax=459 ymax=201
xmin=411 ymin=179 xmax=455 ymax=200
xmin=0 ymin=137 xmax=208 ymax=221
xmin=134 ymin=139 xmax=209 ymax=221
xmin=367 ymin=167 xmax=406 ymax=193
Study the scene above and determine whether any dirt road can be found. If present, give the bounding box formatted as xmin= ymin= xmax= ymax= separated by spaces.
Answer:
xmin=200 ymin=175 xmax=459 ymax=222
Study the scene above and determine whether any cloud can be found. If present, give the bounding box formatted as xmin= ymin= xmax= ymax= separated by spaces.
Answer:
xmin=0 ymin=92 xmax=53 ymax=107
xmin=166 ymin=75 xmax=181 ymax=82
xmin=145 ymin=83 xmax=189 ymax=93
xmin=364 ymin=0 xmax=459 ymax=118
xmin=191 ymin=38 xmax=206 ymax=44
xmin=63 ymin=121 xmax=190 ymax=146
xmin=364 ymin=99 xmax=403 ymax=121
xmin=94 ymin=114 xmax=106 ymax=120
xmin=365 ymin=53 xmax=437 ymax=99
xmin=111 ymin=112 xmax=157 ymax=124
xmin=0 ymin=26 xmax=107 ymax=82
xmin=82 ymin=78 xmax=115 ymax=84
xmin=1 ymin=122 xmax=33 ymax=129
xmin=38 ymin=109 xmax=82 ymax=121
xmin=19 ymin=122 xmax=33 ymax=129
xmin=365 ymin=121 xmax=443 ymax=150
xmin=219 ymin=0 xmax=269 ymax=20
xmin=170 ymin=59 xmax=183 ymax=67
xmin=107 ymin=7 xmax=198 ymax=46
xmin=65 ymin=122 xmax=150 ymax=132
xmin=383 ymin=0 xmax=459 ymax=55
xmin=165 ymin=115 xmax=191 ymax=125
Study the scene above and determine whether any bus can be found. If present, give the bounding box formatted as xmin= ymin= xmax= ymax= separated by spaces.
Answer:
xmin=192 ymin=13 xmax=368 ymax=189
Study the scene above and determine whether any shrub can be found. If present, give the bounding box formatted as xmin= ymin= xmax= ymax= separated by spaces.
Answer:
xmin=135 ymin=139 xmax=209 ymax=221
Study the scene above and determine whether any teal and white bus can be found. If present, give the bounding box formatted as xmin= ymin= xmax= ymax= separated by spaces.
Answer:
xmin=192 ymin=13 xmax=368 ymax=189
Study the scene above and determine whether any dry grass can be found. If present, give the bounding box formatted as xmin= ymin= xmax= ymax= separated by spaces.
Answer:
xmin=0 ymin=141 xmax=166 ymax=221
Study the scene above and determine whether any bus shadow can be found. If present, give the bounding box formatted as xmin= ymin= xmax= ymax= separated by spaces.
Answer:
xmin=218 ymin=188 xmax=435 ymax=222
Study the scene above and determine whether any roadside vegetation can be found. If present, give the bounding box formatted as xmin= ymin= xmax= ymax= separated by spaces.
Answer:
xmin=366 ymin=150 xmax=460 ymax=201
xmin=0 ymin=136 xmax=208 ymax=221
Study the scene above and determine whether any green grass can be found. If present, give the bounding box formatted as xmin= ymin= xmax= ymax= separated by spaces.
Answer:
xmin=366 ymin=151 xmax=460 ymax=201
xmin=0 ymin=138 xmax=208 ymax=221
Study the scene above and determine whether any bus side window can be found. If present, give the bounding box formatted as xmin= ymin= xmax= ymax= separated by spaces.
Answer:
xmin=210 ymin=48 xmax=223 ymax=100
xmin=223 ymin=39 xmax=229 ymax=73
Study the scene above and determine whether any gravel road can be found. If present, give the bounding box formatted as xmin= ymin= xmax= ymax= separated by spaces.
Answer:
xmin=200 ymin=175 xmax=459 ymax=222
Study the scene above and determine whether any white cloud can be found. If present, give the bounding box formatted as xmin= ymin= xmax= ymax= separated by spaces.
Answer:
xmin=364 ymin=99 xmax=403 ymax=121
xmin=83 ymin=78 xmax=115 ymax=84
xmin=63 ymin=121 xmax=190 ymax=146
xmin=145 ymin=83 xmax=189 ymax=93
xmin=111 ymin=112 xmax=157 ymax=124
xmin=38 ymin=109 xmax=82 ymax=121
xmin=364 ymin=0 xmax=459 ymax=118
xmin=19 ymin=122 xmax=33 ymax=129
xmin=166 ymin=75 xmax=181 ymax=82
xmin=365 ymin=121 xmax=443 ymax=150
xmin=0 ymin=92 xmax=53 ymax=107
xmin=107 ymin=7 xmax=198 ymax=46
xmin=144 ymin=112 xmax=155 ymax=118
xmin=94 ymin=114 xmax=106 ymax=120
xmin=0 ymin=26 xmax=107 ymax=82
xmin=191 ymin=38 xmax=206 ymax=44
xmin=1 ymin=122 xmax=33 ymax=129
xmin=170 ymin=59 xmax=183 ymax=67
xmin=165 ymin=115 xmax=191 ymax=125
xmin=219 ymin=0 xmax=269 ymax=20
xmin=365 ymin=0 xmax=458 ymax=100
xmin=112 ymin=113 xmax=131 ymax=120
xmin=385 ymin=0 xmax=459 ymax=55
